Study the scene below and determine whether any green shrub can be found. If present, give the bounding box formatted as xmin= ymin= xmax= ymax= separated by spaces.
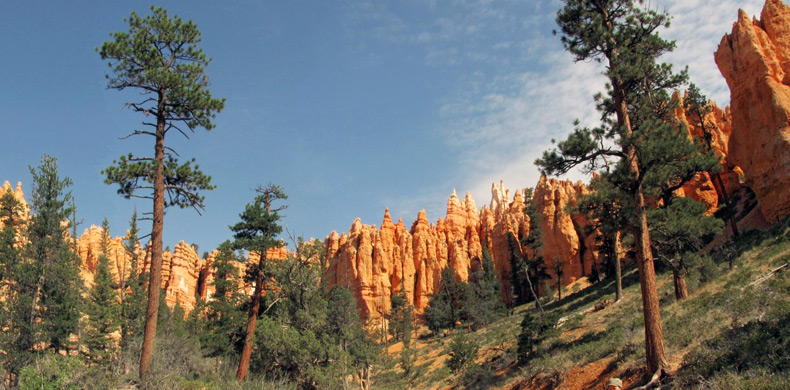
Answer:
xmin=446 ymin=332 xmax=480 ymax=374
xmin=683 ymin=309 xmax=790 ymax=381
xmin=516 ymin=311 xmax=558 ymax=365
xmin=19 ymin=355 xmax=84 ymax=390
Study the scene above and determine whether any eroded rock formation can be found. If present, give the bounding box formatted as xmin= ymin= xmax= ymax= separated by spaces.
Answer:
xmin=715 ymin=0 xmax=790 ymax=223
xmin=324 ymin=179 xmax=605 ymax=320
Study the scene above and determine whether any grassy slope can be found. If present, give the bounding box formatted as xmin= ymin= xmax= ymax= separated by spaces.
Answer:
xmin=373 ymin=219 xmax=790 ymax=390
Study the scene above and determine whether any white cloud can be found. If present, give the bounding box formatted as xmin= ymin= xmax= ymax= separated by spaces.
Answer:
xmin=434 ymin=0 xmax=767 ymax=207
xmin=359 ymin=0 xmax=769 ymax=220
xmin=659 ymin=0 xmax=764 ymax=105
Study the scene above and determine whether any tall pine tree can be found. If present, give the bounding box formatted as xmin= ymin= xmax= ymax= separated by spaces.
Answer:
xmin=462 ymin=243 xmax=506 ymax=329
xmin=120 ymin=211 xmax=146 ymax=350
xmin=536 ymin=0 xmax=718 ymax=375
xmin=0 ymin=188 xmax=26 ymax=385
xmin=99 ymin=6 xmax=224 ymax=378
xmin=229 ymin=184 xmax=286 ymax=381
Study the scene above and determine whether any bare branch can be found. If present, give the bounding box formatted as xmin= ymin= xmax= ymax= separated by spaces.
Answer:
xmin=120 ymin=130 xmax=156 ymax=139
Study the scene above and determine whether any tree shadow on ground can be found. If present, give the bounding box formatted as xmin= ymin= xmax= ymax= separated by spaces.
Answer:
xmin=543 ymin=269 xmax=641 ymax=316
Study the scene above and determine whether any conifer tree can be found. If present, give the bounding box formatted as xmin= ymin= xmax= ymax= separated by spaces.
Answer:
xmin=120 ymin=211 xmax=146 ymax=350
xmin=1 ymin=156 xmax=80 ymax=385
xmin=684 ymin=83 xmax=740 ymax=238
xmin=229 ymin=184 xmax=286 ymax=381
xmin=29 ymin=156 xmax=83 ymax=355
xmin=536 ymin=0 xmax=718 ymax=375
xmin=463 ymin=244 xmax=506 ymax=329
xmin=648 ymin=197 xmax=723 ymax=300
xmin=0 ymin=189 xmax=26 ymax=384
xmin=84 ymin=218 xmax=121 ymax=364
xmin=200 ymin=240 xmax=245 ymax=359
xmin=98 ymin=6 xmax=225 ymax=378
xmin=0 ymin=189 xmax=24 ymax=286
xmin=519 ymin=188 xmax=547 ymax=314
xmin=572 ymin=175 xmax=629 ymax=301
xmin=389 ymin=291 xmax=414 ymax=345
xmin=425 ymin=267 xmax=466 ymax=333
xmin=327 ymin=286 xmax=377 ymax=389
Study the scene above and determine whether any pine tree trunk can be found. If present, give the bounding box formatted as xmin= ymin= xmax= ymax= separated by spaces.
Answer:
xmin=614 ymin=77 xmax=668 ymax=375
xmin=614 ymin=231 xmax=623 ymax=302
xmin=236 ymin=265 xmax=264 ymax=381
xmin=525 ymin=273 xmax=544 ymax=315
xmin=673 ymin=268 xmax=689 ymax=301
xmin=712 ymin=172 xmax=739 ymax=237
xmin=633 ymin=188 xmax=668 ymax=374
xmin=557 ymin=275 xmax=562 ymax=300
xmin=139 ymin=104 xmax=166 ymax=379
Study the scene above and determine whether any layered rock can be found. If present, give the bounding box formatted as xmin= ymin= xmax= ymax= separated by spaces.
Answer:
xmin=670 ymin=92 xmax=746 ymax=216
xmin=533 ymin=177 xmax=601 ymax=289
xmin=488 ymin=182 xmax=530 ymax=305
xmin=715 ymin=0 xmax=790 ymax=223
xmin=1 ymin=181 xmax=30 ymax=223
xmin=76 ymin=225 xmax=138 ymax=291
xmin=323 ymin=179 xmax=605 ymax=319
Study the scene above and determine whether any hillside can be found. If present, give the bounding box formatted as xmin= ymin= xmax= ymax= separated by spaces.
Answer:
xmin=370 ymin=218 xmax=790 ymax=390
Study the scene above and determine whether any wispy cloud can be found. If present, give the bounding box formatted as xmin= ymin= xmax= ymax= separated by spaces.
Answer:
xmin=349 ymin=0 xmax=767 ymax=221
xmin=437 ymin=0 xmax=766 ymax=206
xmin=660 ymin=0 xmax=764 ymax=105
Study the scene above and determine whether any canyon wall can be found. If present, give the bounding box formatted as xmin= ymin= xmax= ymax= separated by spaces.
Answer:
xmin=324 ymin=179 xmax=604 ymax=320
xmin=75 ymin=226 xmax=287 ymax=312
xmin=715 ymin=0 xmax=790 ymax=223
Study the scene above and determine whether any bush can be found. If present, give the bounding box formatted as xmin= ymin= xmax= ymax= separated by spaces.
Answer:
xmin=517 ymin=310 xmax=558 ymax=365
xmin=446 ymin=332 xmax=479 ymax=374
xmin=19 ymin=355 xmax=84 ymax=390
xmin=683 ymin=308 xmax=790 ymax=382
xmin=685 ymin=252 xmax=720 ymax=292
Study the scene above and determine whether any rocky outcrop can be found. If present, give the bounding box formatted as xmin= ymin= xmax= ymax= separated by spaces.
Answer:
xmin=715 ymin=0 xmax=790 ymax=223
xmin=1 ymin=181 xmax=30 ymax=223
xmin=534 ymin=177 xmax=601 ymax=288
xmin=324 ymin=179 xmax=605 ymax=319
xmin=671 ymin=94 xmax=746 ymax=215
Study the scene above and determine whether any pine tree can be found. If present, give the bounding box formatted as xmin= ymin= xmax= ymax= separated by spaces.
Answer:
xmin=519 ymin=188 xmax=547 ymax=313
xmin=98 ymin=6 xmax=225 ymax=378
xmin=0 ymin=189 xmax=24 ymax=285
xmin=425 ymin=267 xmax=466 ymax=333
xmin=684 ymin=83 xmax=740 ymax=238
xmin=30 ymin=156 xmax=83 ymax=355
xmin=648 ymin=197 xmax=723 ymax=300
xmin=200 ymin=240 xmax=245 ymax=359
xmin=463 ymin=245 xmax=506 ymax=329
xmin=84 ymin=219 xmax=121 ymax=364
xmin=535 ymin=0 xmax=719 ymax=375
xmin=1 ymin=156 xmax=81 ymax=385
xmin=229 ymin=184 xmax=286 ymax=381
xmin=572 ymin=175 xmax=630 ymax=301
xmin=389 ymin=291 xmax=414 ymax=345
xmin=327 ymin=286 xmax=378 ymax=390
xmin=0 ymin=189 xmax=26 ymax=384
xmin=120 ymin=211 xmax=146 ymax=350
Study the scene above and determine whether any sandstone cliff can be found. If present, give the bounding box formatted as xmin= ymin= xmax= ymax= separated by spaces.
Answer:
xmin=715 ymin=0 xmax=790 ymax=223
xmin=323 ymin=179 xmax=605 ymax=320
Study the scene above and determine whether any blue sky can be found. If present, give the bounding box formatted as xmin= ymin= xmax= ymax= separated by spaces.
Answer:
xmin=0 ymin=0 xmax=764 ymax=253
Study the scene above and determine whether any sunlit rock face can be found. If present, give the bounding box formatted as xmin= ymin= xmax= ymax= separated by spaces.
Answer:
xmin=533 ymin=177 xmax=601 ymax=291
xmin=323 ymin=179 xmax=605 ymax=320
xmin=715 ymin=0 xmax=790 ymax=223
xmin=671 ymin=93 xmax=747 ymax=216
